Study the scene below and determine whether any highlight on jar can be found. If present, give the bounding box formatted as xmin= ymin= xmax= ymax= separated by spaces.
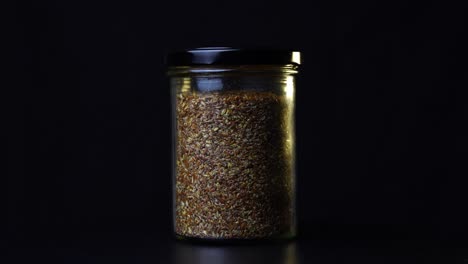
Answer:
xmin=167 ymin=47 xmax=301 ymax=241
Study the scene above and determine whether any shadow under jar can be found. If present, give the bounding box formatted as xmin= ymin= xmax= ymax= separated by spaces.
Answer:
xmin=167 ymin=48 xmax=301 ymax=241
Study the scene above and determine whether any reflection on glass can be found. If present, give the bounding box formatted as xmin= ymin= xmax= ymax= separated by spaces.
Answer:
xmin=173 ymin=241 xmax=298 ymax=264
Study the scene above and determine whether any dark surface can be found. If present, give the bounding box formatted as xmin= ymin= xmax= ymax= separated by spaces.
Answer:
xmin=9 ymin=0 xmax=468 ymax=261
xmin=8 ymin=235 xmax=468 ymax=264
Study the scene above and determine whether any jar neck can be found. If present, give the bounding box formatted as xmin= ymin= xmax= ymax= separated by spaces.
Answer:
xmin=167 ymin=64 xmax=299 ymax=76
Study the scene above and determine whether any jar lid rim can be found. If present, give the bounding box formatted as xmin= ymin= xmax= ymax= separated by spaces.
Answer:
xmin=166 ymin=47 xmax=301 ymax=67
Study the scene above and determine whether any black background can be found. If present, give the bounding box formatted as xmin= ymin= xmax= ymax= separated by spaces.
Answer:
xmin=10 ymin=0 xmax=468 ymax=260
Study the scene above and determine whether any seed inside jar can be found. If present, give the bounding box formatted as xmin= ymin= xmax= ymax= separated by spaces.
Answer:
xmin=175 ymin=91 xmax=294 ymax=239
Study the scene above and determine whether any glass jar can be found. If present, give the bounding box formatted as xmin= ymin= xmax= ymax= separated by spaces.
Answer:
xmin=167 ymin=48 xmax=300 ymax=241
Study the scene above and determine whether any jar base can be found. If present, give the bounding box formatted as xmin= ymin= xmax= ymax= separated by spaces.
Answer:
xmin=174 ymin=232 xmax=296 ymax=245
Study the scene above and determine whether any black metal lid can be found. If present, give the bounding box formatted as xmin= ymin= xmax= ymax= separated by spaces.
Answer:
xmin=166 ymin=47 xmax=301 ymax=67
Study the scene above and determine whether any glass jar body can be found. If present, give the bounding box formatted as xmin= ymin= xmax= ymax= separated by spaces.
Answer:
xmin=170 ymin=65 xmax=297 ymax=240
